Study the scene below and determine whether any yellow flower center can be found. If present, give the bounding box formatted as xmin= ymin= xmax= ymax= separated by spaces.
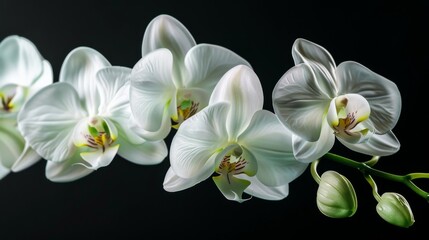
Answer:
xmin=333 ymin=111 xmax=359 ymax=135
xmin=78 ymin=117 xmax=116 ymax=153
xmin=171 ymin=99 xmax=199 ymax=129
xmin=0 ymin=93 xmax=14 ymax=112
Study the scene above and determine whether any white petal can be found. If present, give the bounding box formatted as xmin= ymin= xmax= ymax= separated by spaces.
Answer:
xmin=28 ymin=60 xmax=53 ymax=98
xmin=96 ymin=66 xmax=131 ymax=117
xmin=18 ymin=82 xmax=86 ymax=162
xmin=292 ymin=121 xmax=335 ymax=163
xmin=184 ymin=44 xmax=251 ymax=90
xmin=209 ymin=65 xmax=263 ymax=138
xmin=129 ymin=113 xmax=172 ymax=142
xmin=130 ymin=49 xmax=176 ymax=141
xmin=292 ymin=38 xmax=336 ymax=72
xmin=45 ymin=153 xmax=94 ymax=182
xmin=239 ymin=110 xmax=308 ymax=186
xmin=336 ymin=61 xmax=401 ymax=134
xmin=0 ymin=122 xmax=24 ymax=168
xmin=242 ymin=175 xmax=290 ymax=201
xmin=292 ymin=38 xmax=338 ymax=97
xmin=163 ymin=164 xmax=213 ymax=192
xmin=0 ymin=164 xmax=10 ymax=180
xmin=59 ymin=47 xmax=111 ymax=115
xmin=170 ymin=102 xmax=230 ymax=178
xmin=0 ymin=35 xmax=43 ymax=87
xmin=11 ymin=143 xmax=41 ymax=172
xmin=142 ymin=14 xmax=196 ymax=85
xmin=117 ymin=136 xmax=168 ymax=165
xmin=273 ymin=63 xmax=331 ymax=141
xmin=79 ymin=144 xmax=119 ymax=170
xmin=338 ymin=131 xmax=400 ymax=156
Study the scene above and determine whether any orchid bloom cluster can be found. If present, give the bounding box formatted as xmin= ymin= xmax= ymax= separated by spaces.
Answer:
xmin=1 ymin=14 xmax=427 ymax=228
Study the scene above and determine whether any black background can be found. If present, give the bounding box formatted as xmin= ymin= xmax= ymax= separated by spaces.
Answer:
xmin=1 ymin=0 xmax=428 ymax=239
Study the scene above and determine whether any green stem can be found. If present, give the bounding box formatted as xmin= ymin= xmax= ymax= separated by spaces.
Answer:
xmin=310 ymin=159 xmax=321 ymax=184
xmin=363 ymin=174 xmax=381 ymax=201
xmin=323 ymin=152 xmax=429 ymax=202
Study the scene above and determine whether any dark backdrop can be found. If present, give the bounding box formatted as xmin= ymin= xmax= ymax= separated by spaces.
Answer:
xmin=1 ymin=0 xmax=428 ymax=239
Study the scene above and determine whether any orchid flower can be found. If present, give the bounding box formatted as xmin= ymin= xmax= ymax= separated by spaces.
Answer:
xmin=272 ymin=38 xmax=401 ymax=162
xmin=163 ymin=65 xmax=308 ymax=202
xmin=129 ymin=14 xmax=251 ymax=141
xmin=0 ymin=35 xmax=53 ymax=179
xmin=18 ymin=47 xmax=168 ymax=182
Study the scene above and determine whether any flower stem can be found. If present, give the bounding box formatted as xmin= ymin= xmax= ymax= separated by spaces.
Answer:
xmin=323 ymin=152 xmax=429 ymax=202
xmin=310 ymin=159 xmax=321 ymax=184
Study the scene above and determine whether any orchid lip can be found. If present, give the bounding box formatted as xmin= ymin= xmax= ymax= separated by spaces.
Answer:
xmin=330 ymin=94 xmax=371 ymax=141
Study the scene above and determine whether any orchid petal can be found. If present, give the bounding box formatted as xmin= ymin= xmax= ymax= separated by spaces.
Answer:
xmin=210 ymin=65 xmax=263 ymax=138
xmin=338 ymin=131 xmax=400 ymax=156
xmin=45 ymin=153 xmax=94 ymax=182
xmin=239 ymin=110 xmax=308 ymax=186
xmin=163 ymin=163 xmax=213 ymax=192
xmin=11 ymin=143 xmax=41 ymax=172
xmin=0 ymin=122 xmax=24 ymax=169
xmin=241 ymin=175 xmax=290 ymax=201
xmin=0 ymin=164 xmax=9 ymax=179
xmin=114 ymin=117 xmax=146 ymax=145
xmin=292 ymin=38 xmax=337 ymax=97
xmin=0 ymin=35 xmax=43 ymax=87
xmin=292 ymin=121 xmax=335 ymax=163
xmin=170 ymin=102 xmax=229 ymax=178
xmin=336 ymin=61 xmax=401 ymax=134
xmin=96 ymin=66 xmax=131 ymax=117
xmin=130 ymin=48 xmax=176 ymax=141
xmin=28 ymin=60 xmax=53 ymax=98
xmin=79 ymin=144 xmax=120 ymax=170
xmin=129 ymin=112 xmax=173 ymax=142
xmin=142 ymin=14 xmax=196 ymax=85
xmin=96 ymin=66 xmax=143 ymax=144
xmin=273 ymin=63 xmax=331 ymax=141
xmin=117 ymin=137 xmax=168 ymax=165
xmin=59 ymin=47 xmax=111 ymax=115
xmin=18 ymin=82 xmax=86 ymax=162
xmin=184 ymin=43 xmax=251 ymax=90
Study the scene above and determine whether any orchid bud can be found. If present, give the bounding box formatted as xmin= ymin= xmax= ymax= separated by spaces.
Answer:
xmin=316 ymin=170 xmax=357 ymax=218
xmin=376 ymin=192 xmax=415 ymax=228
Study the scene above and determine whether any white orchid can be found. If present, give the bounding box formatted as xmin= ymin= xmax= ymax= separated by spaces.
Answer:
xmin=164 ymin=65 xmax=308 ymax=202
xmin=272 ymin=38 xmax=401 ymax=162
xmin=18 ymin=47 xmax=168 ymax=182
xmin=129 ymin=14 xmax=251 ymax=141
xmin=0 ymin=35 xmax=53 ymax=179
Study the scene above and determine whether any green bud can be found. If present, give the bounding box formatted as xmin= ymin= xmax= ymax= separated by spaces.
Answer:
xmin=316 ymin=170 xmax=357 ymax=218
xmin=376 ymin=192 xmax=415 ymax=228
